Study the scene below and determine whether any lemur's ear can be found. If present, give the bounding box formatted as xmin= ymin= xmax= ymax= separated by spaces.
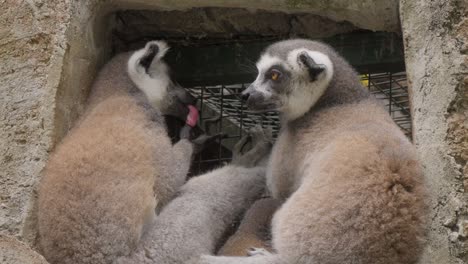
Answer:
xmin=298 ymin=52 xmax=326 ymax=82
xmin=139 ymin=43 xmax=159 ymax=73
xmin=139 ymin=41 xmax=170 ymax=73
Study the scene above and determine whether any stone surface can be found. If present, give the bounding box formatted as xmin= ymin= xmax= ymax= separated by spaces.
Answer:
xmin=400 ymin=0 xmax=468 ymax=263
xmin=0 ymin=0 xmax=70 ymax=242
xmin=113 ymin=0 xmax=400 ymax=32
xmin=0 ymin=235 xmax=49 ymax=264
xmin=112 ymin=8 xmax=357 ymax=51
xmin=0 ymin=0 xmax=112 ymax=246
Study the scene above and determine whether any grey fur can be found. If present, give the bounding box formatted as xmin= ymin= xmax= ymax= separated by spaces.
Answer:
xmin=197 ymin=39 xmax=428 ymax=264
xmin=114 ymin=126 xmax=273 ymax=264
xmin=37 ymin=41 xmax=194 ymax=264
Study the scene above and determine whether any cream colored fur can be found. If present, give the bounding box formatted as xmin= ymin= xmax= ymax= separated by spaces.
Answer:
xmin=217 ymin=198 xmax=279 ymax=256
xmin=37 ymin=41 xmax=193 ymax=264
xmin=197 ymin=39 xmax=428 ymax=264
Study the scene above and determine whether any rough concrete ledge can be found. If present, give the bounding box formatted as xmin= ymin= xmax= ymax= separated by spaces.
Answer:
xmin=0 ymin=235 xmax=49 ymax=264
xmin=111 ymin=0 xmax=400 ymax=32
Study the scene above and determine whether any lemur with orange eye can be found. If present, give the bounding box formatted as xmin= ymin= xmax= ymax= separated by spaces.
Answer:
xmin=196 ymin=39 xmax=428 ymax=264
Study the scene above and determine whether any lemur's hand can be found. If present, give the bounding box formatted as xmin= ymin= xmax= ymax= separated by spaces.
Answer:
xmin=179 ymin=105 xmax=225 ymax=153
xmin=232 ymin=126 xmax=273 ymax=167
xmin=180 ymin=125 xmax=226 ymax=154
xmin=179 ymin=125 xmax=192 ymax=140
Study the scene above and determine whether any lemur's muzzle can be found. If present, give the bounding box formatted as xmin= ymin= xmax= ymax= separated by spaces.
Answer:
xmin=173 ymin=84 xmax=197 ymax=106
xmin=241 ymin=84 xmax=256 ymax=102
xmin=164 ymin=84 xmax=197 ymax=122
xmin=241 ymin=85 xmax=275 ymax=111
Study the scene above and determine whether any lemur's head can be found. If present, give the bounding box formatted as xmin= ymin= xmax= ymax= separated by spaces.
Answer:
xmin=128 ymin=41 xmax=196 ymax=121
xmin=242 ymin=39 xmax=335 ymax=121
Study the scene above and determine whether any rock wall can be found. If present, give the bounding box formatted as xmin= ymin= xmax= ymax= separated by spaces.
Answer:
xmin=1 ymin=0 xmax=72 ymax=241
xmin=1 ymin=0 xmax=467 ymax=263
xmin=0 ymin=235 xmax=49 ymax=264
xmin=400 ymin=0 xmax=468 ymax=263
xmin=0 ymin=0 xmax=111 ymax=245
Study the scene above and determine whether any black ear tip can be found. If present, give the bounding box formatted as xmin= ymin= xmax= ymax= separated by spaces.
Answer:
xmin=147 ymin=43 xmax=160 ymax=56
xmin=298 ymin=52 xmax=326 ymax=81
xmin=298 ymin=53 xmax=308 ymax=65
xmin=140 ymin=43 xmax=160 ymax=72
xmin=316 ymin=64 xmax=326 ymax=73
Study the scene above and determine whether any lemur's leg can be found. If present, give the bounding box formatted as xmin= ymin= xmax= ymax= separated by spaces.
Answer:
xmin=116 ymin=127 xmax=272 ymax=264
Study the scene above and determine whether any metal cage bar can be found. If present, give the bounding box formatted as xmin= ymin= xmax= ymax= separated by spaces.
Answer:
xmin=188 ymin=71 xmax=412 ymax=175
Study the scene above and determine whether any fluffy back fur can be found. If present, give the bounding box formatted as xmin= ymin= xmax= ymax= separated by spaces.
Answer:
xmin=37 ymin=42 xmax=194 ymax=264
xmin=197 ymin=39 xmax=428 ymax=264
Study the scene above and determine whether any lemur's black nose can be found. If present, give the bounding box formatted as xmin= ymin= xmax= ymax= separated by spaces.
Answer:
xmin=241 ymin=91 xmax=250 ymax=101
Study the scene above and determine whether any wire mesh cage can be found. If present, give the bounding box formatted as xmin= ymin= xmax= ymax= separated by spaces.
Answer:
xmin=111 ymin=12 xmax=410 ymax=176
xmin=186 ymin=71 xmax=412 ymax=175
xmin=363 ymin=72 xmax=412 ymax=137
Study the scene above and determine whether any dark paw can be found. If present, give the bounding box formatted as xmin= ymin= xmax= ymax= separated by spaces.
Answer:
xmin=192 ymin=132 xmax=227 ymax=154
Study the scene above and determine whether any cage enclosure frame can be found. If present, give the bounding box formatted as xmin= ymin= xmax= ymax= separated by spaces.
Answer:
xmin=111 ymin=8 xmax=411 ymax=176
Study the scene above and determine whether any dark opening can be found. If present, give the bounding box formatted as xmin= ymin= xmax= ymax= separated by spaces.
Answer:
xmin=111 ymin=8 xmax=411 ymax=176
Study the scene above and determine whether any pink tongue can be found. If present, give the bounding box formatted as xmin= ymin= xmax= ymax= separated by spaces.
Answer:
xmin=186 ymin=105 xmax=199 ymax=127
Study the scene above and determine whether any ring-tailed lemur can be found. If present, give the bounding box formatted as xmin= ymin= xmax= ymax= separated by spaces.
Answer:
xmin=38 ymin=41 xmax=200 ymax=264
xmin=114 ymin=125 xmax=273 ymax=264
xmin=196 ymin=39 xmax=428 ymax=264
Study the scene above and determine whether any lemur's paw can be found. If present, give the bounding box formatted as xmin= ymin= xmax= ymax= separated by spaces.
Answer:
xmin=247 ymin=247 xmax=271 ymax=257
xmin=192 ymin=133 xmax=227 ymax=145
xmin=250 ymin=125 xmax=273 ymax=147
xmin=232 ymin=126 xmax=273 ymax=167
xmin=139 ymin=40 xmax=170 ymax=72
xmin=187 ymin=129 xmax=227 ymax=155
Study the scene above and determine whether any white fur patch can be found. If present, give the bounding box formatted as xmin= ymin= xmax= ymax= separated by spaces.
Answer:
xmin=254 ymin=54 xmax=286 ymax=96
xmin=284 ymin=49 xmax=334 ymax=120
xmin=256 ymin=54 xmax=283 ymax=73
xmin=127 ymin=41 xmax=170 ymax=109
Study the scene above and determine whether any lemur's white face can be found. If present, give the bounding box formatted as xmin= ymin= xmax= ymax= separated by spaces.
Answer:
xmin=128 ymin=41 xmax=196 ymax=120
xmin=242 ymin=48 xmax=334 ymax=121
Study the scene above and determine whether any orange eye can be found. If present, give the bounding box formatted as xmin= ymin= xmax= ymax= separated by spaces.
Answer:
xmin=270 ymin=70 xmax=281 ymax=81
xmin=271 ymin=72 xmax=279 ymax=81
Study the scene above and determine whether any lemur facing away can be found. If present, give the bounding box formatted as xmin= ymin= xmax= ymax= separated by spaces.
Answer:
xmin=114 ymin=126 xmax=273 ymax=264
xmin=38 ymin=41 xmax=201 ymax=264
xmin=217 ymin=197 xmax=280 ymax=256
xmin=197 ymin=39 xmax=428 ymax=264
